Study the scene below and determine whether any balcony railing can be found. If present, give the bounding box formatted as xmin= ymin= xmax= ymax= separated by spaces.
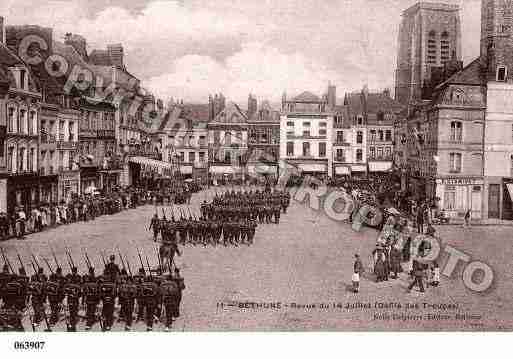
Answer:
xmin=334 ymin=157 xmax=346 ymax=163
xmin=333 ymin=141 xmax=351 ymax=147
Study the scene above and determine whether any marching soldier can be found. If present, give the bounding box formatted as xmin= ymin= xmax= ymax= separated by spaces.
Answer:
xmin=99 ymin=274 xmax=117 ymax=331
xmin=160 ymin=274 xmax=179 ymax=331
xmin=83 ymin=267 xmax=100 ymax=331
xmin=0 ymin=265 xmax=11 ymax=308
xmin=64 ymin=267 xmax=82 ymax=332
xmin=104 ymin=255 xmax=121 ymax=282
xmin=118 ymin=274 xmax=137 ymax=331
xmin=141 ymin=275 xmax=159 ymax=331
xmin=28 ymin=272 xmax=46 ymax=327
xmin=134 ymin=268 xmax=146 ymax=322
xmin=172 ymin=268 xmax=185 ymax=320
xmin=47 ymin=267 xmax=65 ymax=325
xmin=149 ymin=213 xmax=160 ymax=241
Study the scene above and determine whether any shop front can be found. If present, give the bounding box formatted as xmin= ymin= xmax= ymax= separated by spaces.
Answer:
xmin=59 ymin=171 xmax=80 ymax=204
xmin=209 ymin=165 xmax=246 ymax=185
xmin=6 ymin=173 xmax=47 ymax=215
xmin=333 ymin=165 xmax=351 ymax=178
xmin=80 ymin=167 xmax=99 ymax=195
xmin=436 ymin=177 xmax=483 ymax=219
xmin=351 ymin=164 xmax=367 ymax=177
xmin=368 ymin=161 xmax=392 ymax=173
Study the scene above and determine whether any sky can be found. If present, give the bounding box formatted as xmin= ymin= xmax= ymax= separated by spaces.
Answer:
xmin=0 ymin=0 xmax=482 ymax=105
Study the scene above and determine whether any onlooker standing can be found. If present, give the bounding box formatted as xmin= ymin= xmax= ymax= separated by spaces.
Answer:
xmin=407 ymin=260 xmax=425 ymax=293
xmin=16 ymin=208 xmax=26 ymax=239
xmin=352 ymin=254 xmax=364 ymax=293
xmin=463 ymin=209 xmax=471 ymax=228
xmin=416 ymin=203 xmax=425 ymax=234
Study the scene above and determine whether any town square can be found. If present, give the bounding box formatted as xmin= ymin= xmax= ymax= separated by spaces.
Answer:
xmin=1 ymin=0 xmax=513 ymax=333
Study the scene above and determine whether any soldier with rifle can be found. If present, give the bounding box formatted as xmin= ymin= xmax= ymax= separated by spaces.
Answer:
xmin=160 ymin=271 xmax=179 ymax=331
xmin=141 ymin=273 xmax=158 ymax=331
xmin=64 ymin=266 xmax=82 ymax=332
xmin=118 ymin=268 xmax=137 ymax=331
xmin=98 ymin=271 xmax=116 ymax=331
xmin=134 ymin=267 xmax=146 ymax=322
xmin=47 ymin=249 xmax=66 ymax=325
xmin=83 ymin=265 xmax=100 ymax=331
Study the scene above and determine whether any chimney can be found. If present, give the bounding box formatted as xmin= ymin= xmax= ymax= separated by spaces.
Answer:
xmin=0 ymin=17 xmax=4 ymax=45
xmin=327 ymin=83 xmax=336 ymax=110
xmin=107 ymin=44 xmax=124 ymax=69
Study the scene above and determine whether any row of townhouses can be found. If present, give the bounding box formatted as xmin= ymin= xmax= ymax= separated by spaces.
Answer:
xmin=0 ymin=18 xmax=163 ymax=216
xmin=154 ymin=85 xmax=406 ymax=185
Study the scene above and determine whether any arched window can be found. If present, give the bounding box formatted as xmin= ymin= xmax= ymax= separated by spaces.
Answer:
xmin=441 ymin=31 xmax=450 ymax=63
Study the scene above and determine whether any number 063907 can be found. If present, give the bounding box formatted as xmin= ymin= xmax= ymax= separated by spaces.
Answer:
xmin=13 ymin=341 xmax=45 ymax=350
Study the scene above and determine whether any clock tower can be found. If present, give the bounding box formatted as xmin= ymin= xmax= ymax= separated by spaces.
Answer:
xmin=481 ymin=0 xmax=513 ymax=82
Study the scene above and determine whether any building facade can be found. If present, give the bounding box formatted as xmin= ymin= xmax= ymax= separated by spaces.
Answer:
xmin=0 ymin=42 xmax=41 ymax=215
xmin=280 ymin=89 xmax=335 ymax=179
xmin=247 ymin=96 xmax=280 ymax=182
xmin=395 ymin=2 xmax=462 ymax=105
xmin=208 ymin=99 xmax=249 ymax=184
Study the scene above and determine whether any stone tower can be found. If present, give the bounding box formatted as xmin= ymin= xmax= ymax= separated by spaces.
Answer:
xmin=480 ymin=0 xmax=513 ymax=82
xmin=394 ymin=2 xmax=461 ymax=105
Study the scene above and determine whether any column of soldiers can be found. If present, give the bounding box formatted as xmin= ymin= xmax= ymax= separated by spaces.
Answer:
xmin=150 ymin=188 xmax=291 ymax=247
xmin=0 ymin=250 xmax=185 ymax=332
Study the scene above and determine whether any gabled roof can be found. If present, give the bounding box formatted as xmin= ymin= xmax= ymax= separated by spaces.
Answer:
xmin=292 ymin=91 xmax=321 ymax=103
xmin=212 ymin=101 xmax=248 ymax=123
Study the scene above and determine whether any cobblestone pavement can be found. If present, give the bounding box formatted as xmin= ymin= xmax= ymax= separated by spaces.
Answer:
xmin=2 ymin=188 xmax=513 ymax=331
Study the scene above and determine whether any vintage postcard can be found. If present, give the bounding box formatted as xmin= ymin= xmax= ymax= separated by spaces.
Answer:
xmin=0 ymin=0 xmax=511 ymax=339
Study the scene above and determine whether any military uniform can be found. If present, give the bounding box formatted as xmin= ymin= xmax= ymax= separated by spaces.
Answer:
xmin=64 ymin=271 xmax=82 ymax=331
xmin=99 ymin=276 xmax=117 ymax=331
xmin=118 ymin=276 xmax=138 ymax=330
xmin=141 ymin=277 xmax=159 ymax=331
xmin=47 ymin=270 xmax=65 ymax=325
xmin=82 ymin=271 xmax=100 ymax=330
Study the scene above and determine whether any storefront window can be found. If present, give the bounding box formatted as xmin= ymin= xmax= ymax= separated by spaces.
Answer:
xmin=444 ymin=187 xmax=456 ymax=210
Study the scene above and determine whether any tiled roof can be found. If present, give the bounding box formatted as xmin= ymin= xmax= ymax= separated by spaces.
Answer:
xmin=345 ymin=91 xmax=405 ymax=117
xmin=180 ymin=103 xmax=210 ymax=122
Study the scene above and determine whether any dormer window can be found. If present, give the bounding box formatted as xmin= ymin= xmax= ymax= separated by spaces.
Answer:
xmin=497 ymin=66 xmax=507 ymax=82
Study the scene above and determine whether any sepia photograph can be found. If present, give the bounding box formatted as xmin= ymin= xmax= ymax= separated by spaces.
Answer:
xmin=0 ymin=1 xmax=511 ymax=351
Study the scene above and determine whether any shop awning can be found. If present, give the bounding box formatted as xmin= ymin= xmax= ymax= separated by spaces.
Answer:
xmin=507 ymin=183 xmax=513 ymax=202
xmin=247 ymin=164 xmax=277 ymax=175
xmin=335 ymin=166 xmax=350 ymax=175
xmin=351 ymin=165 xmax=367 ymax=172
xmin=180 ymin=165 xmax=193 ymax=174
xmin=299 ymin=164 xmax=326 ymax=172
xmin=129 ymin=156 xmax=174 ymax=177
xmin=369 ymin=161 xmax=392 ymax=172
xmin=210 ymin=166 xmax=235 ymax=174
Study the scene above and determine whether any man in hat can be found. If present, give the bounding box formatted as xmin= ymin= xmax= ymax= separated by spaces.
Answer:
xmin=104 ymin=255 xmax=120 ymax=282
